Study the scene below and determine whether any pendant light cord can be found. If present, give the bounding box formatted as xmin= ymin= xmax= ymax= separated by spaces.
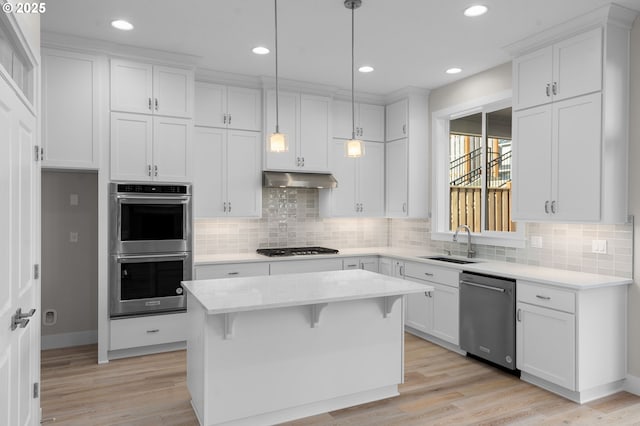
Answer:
xmin=275 ymin=0 xmax=280 ymax=134
xmin=351 ymin=5 xmax=356 ymax=140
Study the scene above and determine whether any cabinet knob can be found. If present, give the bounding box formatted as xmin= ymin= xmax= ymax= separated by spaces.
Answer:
xmin=223 ymin=202 xmax=227 ymax=212
xmin=516 ymin=308 xmax=521 ymax=322
xmin=228 ymin=202 xmax=232 ymax=212
xmin=402 ymin=202 xmax=407 ymax=213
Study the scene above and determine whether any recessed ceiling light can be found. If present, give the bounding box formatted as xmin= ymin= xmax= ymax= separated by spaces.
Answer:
xmin=446 ymin=67 xmax=462 ymax=74
xmin=464 ymin=5 xmax=488 ymax=17
xmin=111 ymin=19 xmax=134 ymax=31
xmin=358 ymin=65 xmax=374 ymax=73
xmin=252 ymin=46 xmax=270 ymax=55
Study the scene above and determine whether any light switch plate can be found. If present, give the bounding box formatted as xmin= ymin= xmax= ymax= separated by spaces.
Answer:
xmin=69 ymin=232 xmax=78 ymax=243
xmin=591 ymin=239 xmax=607 ymax=254
xmin=70 ymin=193 xmax=78 ymax=206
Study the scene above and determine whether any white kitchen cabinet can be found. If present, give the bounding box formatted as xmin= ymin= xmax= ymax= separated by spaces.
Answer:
xmin=110 ymin=312 xmax=187 ymax=351
xmin=513 ymin=28 xmax=602 ymax=111
xmin=194 ymin=82 xmax=261 ymax=131
xmin=195 ymin=262 xmax=270 ymax=279
xmin=513 ymin=93 xmax=601 ymax=222
xmin=110 ymin=112 xmax=192 ymax=182
xmin=384 ymin=91 xmax=429 ymax=218
xmin=42 ymin=48 xmax=102 ymax=169
xmin=342 ymin=257 xmax=379 ymax=272
xmin=193 ymin=127 xmax=261 ymax=217
xmin=264 ymin=90 xmax=331 ymax=172
xmin=332 ymin=100 xmax=384 ymax=142
xmin=270 ymin=258 xmax=343 ymax=275
xmin=319 ymin=140 xmax=384 ymax=217
xmin=110 ymin=59 xmax=193 ymax=118
xmin=385 ymin=98 xmax=408 ymax=142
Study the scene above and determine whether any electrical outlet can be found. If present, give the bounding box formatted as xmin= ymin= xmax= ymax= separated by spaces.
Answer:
xmin=70 ymin=193 xmax=78 ymax=206
xmin=591 ymin=239 xmax=607 ymax=254
xmin=69 ymin=232 xmax=78 ymax=243
xmin=530 ymin=235 xmax=543 ymax=248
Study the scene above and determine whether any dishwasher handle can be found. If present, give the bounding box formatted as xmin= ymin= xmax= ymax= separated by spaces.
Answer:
xmin=460 ymin=280 xmax=506 ymax=293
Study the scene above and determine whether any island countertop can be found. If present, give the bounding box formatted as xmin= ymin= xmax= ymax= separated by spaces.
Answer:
xmin=182 ymin=269 xmax=431 ymax=315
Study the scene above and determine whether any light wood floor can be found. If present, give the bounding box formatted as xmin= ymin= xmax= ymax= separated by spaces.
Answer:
xmin=41 ymin=333 xmax=640 ymax=425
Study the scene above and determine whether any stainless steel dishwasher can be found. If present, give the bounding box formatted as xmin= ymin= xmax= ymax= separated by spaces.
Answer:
xmin=459 ymin=271 xmax=517 ymax=371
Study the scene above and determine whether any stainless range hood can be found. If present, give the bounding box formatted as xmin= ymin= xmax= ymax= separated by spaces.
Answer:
xmin=262 ymin=171 xmax=338 ymax=189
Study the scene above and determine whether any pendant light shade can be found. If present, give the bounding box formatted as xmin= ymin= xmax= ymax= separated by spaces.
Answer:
xmin=345 ymin=0 xmax=364 ymax=158
xmin=269 ymin=0 xmax=288 ymax=153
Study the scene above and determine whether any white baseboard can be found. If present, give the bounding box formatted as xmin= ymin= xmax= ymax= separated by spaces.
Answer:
xmin=41 ymin=330 xmax=98 ymax=350
xmin=625 ymin=374 xmax=640 ymax=396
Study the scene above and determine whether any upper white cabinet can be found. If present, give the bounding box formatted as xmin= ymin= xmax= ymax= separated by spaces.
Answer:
xmin=384 ymin=92 xmax=429 ymax=218
xmin=42 ymin=49 xmax=102 ymax=169
xmin=511 ymin=7 xmax=634 ymax=223
xmin=193 ymin=127 xmax=261 ymax=217
xmin=111 ymin=112 xmax=192 ymax=182
xmin=264 ymin=90 xmax=331 ymax=172
xmin=195 ymin=82 xmax=261 ymax=131
xmin=513 ymin=28 xmax=602 ymax=111
xmin=110 ymin=59 xmax=194 ymax=118
xmin=319 ymin=140 xmax=384 ymax=217
xmin=332 ymin=100 xmax=384 ymax=142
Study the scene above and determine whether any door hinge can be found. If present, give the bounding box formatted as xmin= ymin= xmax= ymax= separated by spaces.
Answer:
xmin=34 ymin=264 xmax=40 ymax=280
xmin=33 ymin=382 xmax=39 ymax=398
xmin=34 ymin=145 xmax=39 ymax=162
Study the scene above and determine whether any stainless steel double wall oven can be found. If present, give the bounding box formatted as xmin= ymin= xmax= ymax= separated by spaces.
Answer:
xmin=109 ymin=183 xmax=192 ymax=317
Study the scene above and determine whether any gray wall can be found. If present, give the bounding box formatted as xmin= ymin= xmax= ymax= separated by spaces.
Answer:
xmin=41 ymin=171 xmax=98 ymax=338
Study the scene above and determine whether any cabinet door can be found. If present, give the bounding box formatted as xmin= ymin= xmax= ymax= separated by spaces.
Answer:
xmin=331 ymin=99 xmax=353 ymax=139
xmin=385 ymin=138 xmax=408 ymax=217
xmin=553 ymin=28 xmax=602 ymax=103
xmin=227 ymin=86 xmax=261 ymax=131
xmin=359 ymin=257 xmax=379 ymax=273
xmin=385 ymin=99 xmax=408 ymax=141
xmin=226 ymin=130 xmax=262 ymax=217
xmin=193 ymin=127 xmax=225 ymax=217
xmin=430 ymin=283 xmax=459 ymax=345
xmin=405 ymin=278 xmax=432 ymax=333
xmin=513 ymin=46 xmax=553 ymax=111
xmin=299 ymin=94 xmax=330 ymax=172
xmin=553 ymin=93 xmax=601 ymax=221
xmin=327 ymin=139 xmax=357 ymax=216
xmin=358 ymin=103 xmax=385 ymax=142
xmin=153 ymin=66 xmax=193 ymax=118
xmin=358 ymin=142 xmax=385 ymax=216
xmin=194 ymin=82 xmax=226 ymax=128
xmin=153 ymin=117 xmax=192 ymax=182
xmin=378 ymin=257 xmax=393 ymax=276
xmin=110 ymin=113 xmax=153 ymax=181
xmin=517 ymin=302 xmax=576 ymax=390
xmin=110 ymin=59 xmax=153 ymax=114
xmin=264 ymin=90 xmax=298 ymax=170
xmin=42 ymin=50 xmax=100 ymax=169
xmin=512 ymin=105 xmax=553 ymax=221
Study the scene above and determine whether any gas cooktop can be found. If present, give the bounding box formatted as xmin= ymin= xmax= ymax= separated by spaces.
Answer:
xmin=256 ymin=247 xmax=339 ymax=257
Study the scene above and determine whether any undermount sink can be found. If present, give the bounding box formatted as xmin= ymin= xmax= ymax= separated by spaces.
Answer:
xmin=417 ymin=255 xmax=478 ymax=265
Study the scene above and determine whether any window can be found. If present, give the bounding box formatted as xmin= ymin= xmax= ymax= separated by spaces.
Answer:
xmin=432 ymin=92 xmax=524 ymax=247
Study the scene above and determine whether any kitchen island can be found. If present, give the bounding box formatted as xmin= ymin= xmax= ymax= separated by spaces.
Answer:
xmin=182 ymin=269 xmax=430 ymax=426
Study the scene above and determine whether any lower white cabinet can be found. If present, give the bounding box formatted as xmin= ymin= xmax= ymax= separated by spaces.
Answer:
xmin=342 ymin=256 xmax=379 ymax=272
xmin=110 ymin=312 xmax=187 ymax=351
xmin=269 ymin=258 xmax=343 ymax=275
xmin=195 ymin=262 xmax=270 ymax=280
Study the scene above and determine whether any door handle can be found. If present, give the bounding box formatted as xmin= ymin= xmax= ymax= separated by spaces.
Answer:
xmin=11 ymin=308 xmax=36 ymax=331
xmin=536 ymin=295 xmax=551 ymax=300
xmin=154 ymin=165 xmax=158 ymax=177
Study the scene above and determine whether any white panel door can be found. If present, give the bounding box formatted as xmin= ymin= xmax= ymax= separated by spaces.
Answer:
xmin=194 ymin=82 xmax=226 ymax=128
xmin=227 ymin=87 xmax=261 ymax=131
xmin=226 ymin=130 xmax=262 ymax=217
xmin=331 ymin=99 xmax=353 ymax=140
xmin=512 ymin=105 xmax=553 ymax=221
xmin=153 ymin=66 xmax=193 ymax=118
xmin=264 ymin=90 xmax=298 ymax=170
xmin=430 ymin=283 xmax=459 ymax=345
xmin=110 ymin=59 xmax=153 ymax=114
xmin=193 ymin=127 xmax=225 ymax=217
xmin=553 ymin=93 xmax=601 ymax=221
xmin=512 ymin=46 xmax=553 ymax=111
xmin=358 ymin=142 xmax=385 ymax=217
xmin=0 ymin=75 xmax=39 ymax=426
xmin=385 ymin=138 xmax=408 ymax=217
xmin=328 ymin=139 xmax=357 ymax=217
xmin=299 ymin=94 xmax=330 ymax=172
xmin=358 ymin=103 xmax=385 ymax=142
xmin=153 ymin=117 xmax=192 ymax=183
xmin=553 ymin=28 xmax=602 ymax=102
xmin=385 ymin=99 xmax=408 ymax=142
xmin=110 ymin=113 xmax=153 ymax=181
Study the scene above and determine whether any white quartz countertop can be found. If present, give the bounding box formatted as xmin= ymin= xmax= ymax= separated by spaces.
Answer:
xmin=183 ymin=269 xmax=431 ymax=315
xmin=194 ymin=247 xmax=631 ymax=290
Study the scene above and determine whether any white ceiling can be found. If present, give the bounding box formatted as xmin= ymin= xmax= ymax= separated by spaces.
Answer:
xmin=41 ymin=0 xmax=640 ymax=95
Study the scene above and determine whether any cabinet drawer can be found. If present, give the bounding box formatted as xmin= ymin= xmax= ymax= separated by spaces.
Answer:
xmin=110 ymin=313 xmax=187 ymax=350
xmin=404 ymin=262 xmax=459 ymax=287
xmin=270 ymin=258 xmax=343 ymax=275
xmin=195 ymin=262 xmax=270 ymax=280
xmin=518 ymin=281 xmax=575 ymax=313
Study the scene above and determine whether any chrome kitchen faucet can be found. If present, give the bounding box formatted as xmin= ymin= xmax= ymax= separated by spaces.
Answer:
xmin=453 ymin=224 xmax=475 ymax=258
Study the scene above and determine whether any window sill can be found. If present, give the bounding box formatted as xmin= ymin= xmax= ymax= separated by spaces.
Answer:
xmin=431 ymin=231 xmax=526 ymax=249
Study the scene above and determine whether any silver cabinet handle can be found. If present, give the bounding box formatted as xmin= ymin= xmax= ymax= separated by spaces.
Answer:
xmin=347 ymin=264 xmax=358 ymax=268
xmin=228 ymin=114 xmax=231 ymax=125
xmin=147 ymin=165 xmax=152 ymax=177
xmin=146 ymin=329 xmax=160 ymax=333
xmin=402 ymin=124 xmax=406 ymax=135
xmin=228 ymin=202 xmax=231 ymax=212
xmin=155 ymin=98 xmax=159 ymax=111
xmin=154 ymin=165 xmax=158 ymax=177
xmin=402 ymin=202 xmax=407 ymax=213
xmin=517 ymin=308 xmax=521 ymax=322
xmin=301 ymin=157 xmax=305 ymax=167
xmin=551 ymin=200 xmax=557 ymax=214
xmin=536 ymin=295 xmax=551 ymax=300
xmin=552 ymin=82 xmax=558 ymax=95
xmin=227 ymin=272 xmax=239 ymax=275
xmin=296 ymin=157 xmax=300 ymax=167
xmin=148 ymin=97 xmax=152 ymax=110
xmin=424 ymin=272 xmax=434 ymax=277
xmin=545 ymin=84 xmax=550 ymax=97
xmin=544 ymin=200 xmax=550 ymax=214
xmin=399 ymin=265 xmax=404 ymax=276
xmin=460 ymin=280 xmax=506 ymax=293
xmin=223 ymin=202 xmax=227 ymax=212
xmin=425 ymin=291 xmax=433 ymax=298
xmin=223 ymin=114 xmax=227 ymax=124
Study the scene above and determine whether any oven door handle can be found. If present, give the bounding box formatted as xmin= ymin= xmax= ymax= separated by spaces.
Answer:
xmin=460 ymin=280 xmax=506 ymax=293
xmin=116 ymin=195 xmax=190 ymax=203
xmin=116 ymin=253 xmax=189 ymax=262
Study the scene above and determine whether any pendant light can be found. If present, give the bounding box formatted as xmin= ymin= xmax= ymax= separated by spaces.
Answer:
xmin=268 ymin=0 xmax=288 ymax=153
xmin=345 ymin=0 xmax=364 ymax=158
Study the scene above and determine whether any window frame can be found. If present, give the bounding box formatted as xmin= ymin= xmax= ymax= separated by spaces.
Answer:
xmin=431 ymin=90 xmax=525 ymax=248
